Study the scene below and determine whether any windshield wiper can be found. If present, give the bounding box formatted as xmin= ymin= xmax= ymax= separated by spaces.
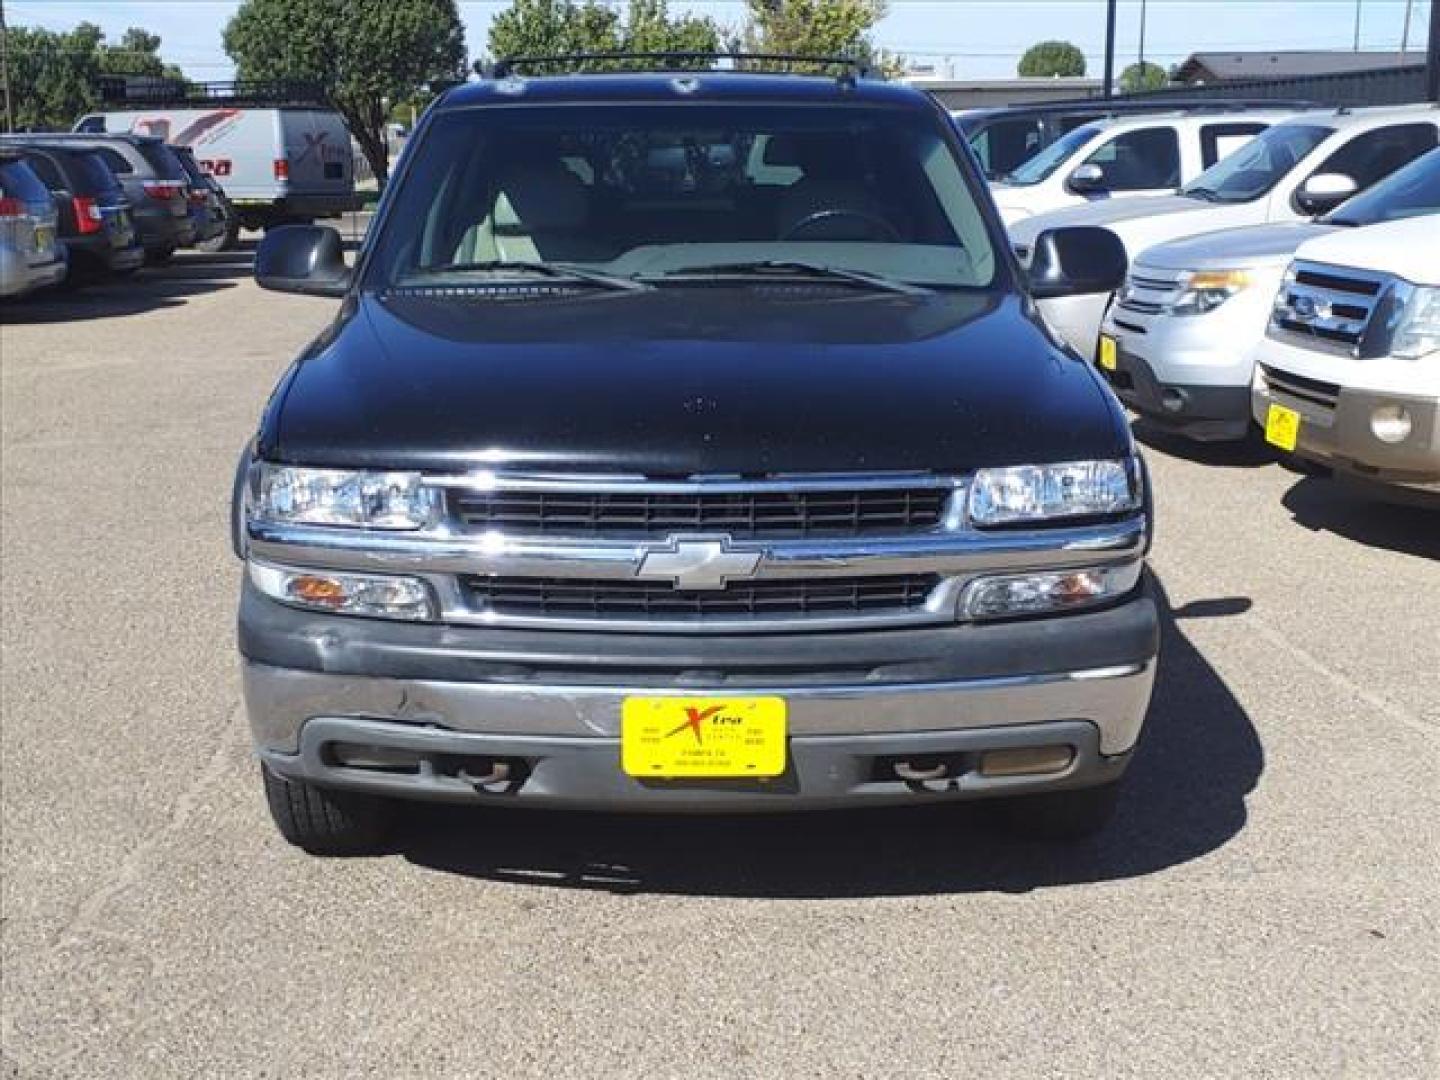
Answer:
xmin=414 ymin=259 xmax=651 ymax=292
xmin=649 ymin=260 xmax=932 ymax=296
xmin=1183 ymin=187 xmax=1221 ymax=202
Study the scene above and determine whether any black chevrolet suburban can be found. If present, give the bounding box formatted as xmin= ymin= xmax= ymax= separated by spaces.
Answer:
xmin=237 ymin=58 xmax=1158 ymax=855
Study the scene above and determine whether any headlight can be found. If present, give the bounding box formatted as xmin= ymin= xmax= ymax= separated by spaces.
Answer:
xmin=1166 ymin=268 xmax=1250 ymax=316
xmin=968 ymin=459 xmax=1140 ymax=526
xmin=962 ymin=562 xmax=1143 ymax=619
xmin=1389 ymin=285 xmax=1440 ymax=359
xmin=249 ymin=562 xmax=434 ymax=620
xmin=250 ymin=464 xmax=441 ymax=530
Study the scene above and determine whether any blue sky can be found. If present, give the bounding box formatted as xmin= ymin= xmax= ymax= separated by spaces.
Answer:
xmin=6 ymin=0 xmax=1434 ymax=79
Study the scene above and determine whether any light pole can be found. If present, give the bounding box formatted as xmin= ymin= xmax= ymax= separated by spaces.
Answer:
xmin=1139 ymin=0 xmax=1148 ymax=70
xmin=1401 ymin=0 xmax=1414 ymax=53
xmin=1103 ymin=0 xmax=1118 ymax=99
xmin=1353 ymin=0 xmax=1362 ymax=51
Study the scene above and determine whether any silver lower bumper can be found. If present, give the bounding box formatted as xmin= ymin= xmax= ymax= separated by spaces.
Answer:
xmin=245 ymin=659 xmax=1154 ymax=810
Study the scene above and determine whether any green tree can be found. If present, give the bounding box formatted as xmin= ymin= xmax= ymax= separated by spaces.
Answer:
xmin=742 ymin=0 xmax=888 ymax=65
xmin=486 ymin=0 xmax=719 ymax=72
xmin=1119 ymin=60 xmax=1167 ymax=93
xmin=1017 ymin=40 xmax=1086 ymax=78
xmin=4 ymin=22 xmax=102 ymax=130
xmin=224 ymin=0 xmax=467 ymax=187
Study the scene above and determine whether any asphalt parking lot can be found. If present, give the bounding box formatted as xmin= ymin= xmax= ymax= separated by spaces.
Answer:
xmin=2 ymin=249 xmax=1437 ymax=1078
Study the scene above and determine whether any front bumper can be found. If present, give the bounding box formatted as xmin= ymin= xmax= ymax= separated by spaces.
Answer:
xmin=1252 ymin=350 xmax=1440 ymax=504
xmin=1101 ymin=336 xmax=1252 ymax=440
xmin=241 ymin=583 xmax=1159 ymax=810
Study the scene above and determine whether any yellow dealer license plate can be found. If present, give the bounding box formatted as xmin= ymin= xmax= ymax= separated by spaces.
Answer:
xmin=1265 ymin=402 xmax=1301 ymax=451
xmin=622 ymin=696 xmax=787 ymax=779
xmin=1098 ymin=334 xmax=1118 ymax=372
xmin=34 ymin=226 xmax=54 ymax=252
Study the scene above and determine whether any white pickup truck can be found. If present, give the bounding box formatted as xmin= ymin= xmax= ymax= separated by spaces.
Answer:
xmin=1010 ymin=104 xmax=1440 ymax=360
xmin=1252 ymin=216 xmax=1440 ymax=507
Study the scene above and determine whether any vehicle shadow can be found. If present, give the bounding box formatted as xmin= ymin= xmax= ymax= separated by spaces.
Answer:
xmin=1282 ymin=476 xmax=1440 ymax=560
xmin=0 ymin=253 xmax=247 ymax=325
xmin=398 ymin=578 xmax=1264 ymax=897
xmin=1130 ymin=418 xmax=1279 ymax=470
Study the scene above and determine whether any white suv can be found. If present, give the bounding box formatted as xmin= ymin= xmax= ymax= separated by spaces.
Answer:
xmin=1097 ymin=148 xmax=1440 ymax=441
xmin=1252 ymin=216 xmax=1440 ymax=507
xmin=992 ymin=111 xmax=1292 ymax=226
xmin=1011 ymin=105 xmax=1440 ymax=359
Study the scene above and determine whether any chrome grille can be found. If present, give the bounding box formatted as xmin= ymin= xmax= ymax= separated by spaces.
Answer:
xmin=462 ymin=574 xmax=939 ymax=620
xmin=1270 ymin=260 xmax=1388 ymax=351
xmin=1115 ymin=268 xmax=1181 ymax=318
xmin=450 ymin=484 xmax=950 ymax=538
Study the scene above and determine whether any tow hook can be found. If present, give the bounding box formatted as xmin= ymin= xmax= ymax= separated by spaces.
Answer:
xmin=893 ymin=760 xmax=949 ymax=783
xmin=458 ymin=761 xmax=512 ymax=791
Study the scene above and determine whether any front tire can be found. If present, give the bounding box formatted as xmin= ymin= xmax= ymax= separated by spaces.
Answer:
xmin=261 ymin=765 xmax=393 ymax=856
xmin=993 ymin=780 xmax=1122 ymax=841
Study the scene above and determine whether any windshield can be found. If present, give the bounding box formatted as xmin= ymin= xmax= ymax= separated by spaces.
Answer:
xmin=368 ymin=104 xmax=998 ymax=291
xmin=1326 ymin=146 xmax=1440 ymax=225
xmin=1182 ymin=122 xmax=1332 ymax=203
xmin=1002 ymin=124 xmax=1103 ymax=186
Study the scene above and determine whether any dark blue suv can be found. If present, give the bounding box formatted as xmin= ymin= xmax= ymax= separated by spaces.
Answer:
xmin=236 ymin=57 xmax=1157 ymax=855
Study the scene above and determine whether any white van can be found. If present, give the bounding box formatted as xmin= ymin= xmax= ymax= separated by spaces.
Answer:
xmin=991 ymin=111 xmax=1296 ymax=226
xmin=74 ymin=106 xmax=361 ymax=233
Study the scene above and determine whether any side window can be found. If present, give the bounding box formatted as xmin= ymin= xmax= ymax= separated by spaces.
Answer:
xmin=1312 ymin=123 xmax=1439 ymax=191
xmin=1083 ymin=127 xmax=1180 ymax=190
xmin=74 ymin=115 xmax=107 ymax=133
xmin=1200 ymin=123 xmax=1267 ymax=168
xmin=973 ymin=119 xmax=1044 ymax=177
xmin=24 ymin=154 xmax=64 ymax=190
xmin=96 ymin=148 xmax=133 ymax=175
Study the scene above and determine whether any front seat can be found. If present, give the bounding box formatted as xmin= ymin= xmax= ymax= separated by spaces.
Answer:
xmin=775 ymin=136 xmax=891 ymax=241
xmin=492 ymin=160 xmax=601 ymax=262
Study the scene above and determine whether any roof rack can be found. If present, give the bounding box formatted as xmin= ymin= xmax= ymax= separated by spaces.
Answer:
xmin=485 ymin=52 xmax=871 ymax=82
xmin=94 ymin=77 xmax=331 ymax=108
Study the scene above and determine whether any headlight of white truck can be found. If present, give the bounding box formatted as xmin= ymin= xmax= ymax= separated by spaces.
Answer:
xmin=1166 ymin=269 xmax=1251 ymax=316
xmin=968 ymin=459 xmax=1140 ymax=526
xmin=250 ymin=465 xmax=442 ymax=529
xmin=1389 ymin=285 xmax=1440 ymax=359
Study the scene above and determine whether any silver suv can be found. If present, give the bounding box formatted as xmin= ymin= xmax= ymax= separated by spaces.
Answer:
xmin=0 ymin=152 xmax=66 ymax=298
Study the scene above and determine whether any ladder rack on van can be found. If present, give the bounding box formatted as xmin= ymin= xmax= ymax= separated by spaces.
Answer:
xmin=95 ymin=78 xmax=332 ymax=109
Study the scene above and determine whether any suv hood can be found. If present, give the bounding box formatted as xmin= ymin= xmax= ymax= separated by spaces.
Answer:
xmin=1008 ymin=194 xmax=1221 ymax=242
xmin=1291 ymin=216 xmax=1440 ymax=286
xmin=1136 ymin=221 xmax=1339 ymax=273
xmin=264 ymin=289 xmax=1128 ymax=475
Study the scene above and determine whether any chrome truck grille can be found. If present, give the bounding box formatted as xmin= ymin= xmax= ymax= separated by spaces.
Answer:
xmin=1270 ymin=260 xmax=1387 ymax=353
xmin=249 ymin=471 xmax=1148 ymax=633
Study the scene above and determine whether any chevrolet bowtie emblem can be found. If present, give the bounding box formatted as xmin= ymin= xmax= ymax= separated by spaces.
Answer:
xmin=635 ymin=538 xmax=763 ymax=590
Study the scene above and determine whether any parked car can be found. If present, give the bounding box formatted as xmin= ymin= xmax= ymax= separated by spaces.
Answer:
xmin=1252 ymin=215 xmax=1440 ymax=506
xmin=172 ymin=144 xmax=234 ymax=251
xmin=76 ymin=97 xmax=361 ymax=233
xmin=990 ymin=110 xmax=1295 ymax=225
xmin=0 ymin=151 xmax=66 ymax=298
xmin=954 ymin=99 xmax=1313 ymax=182
xmin=1011 ymin=104 xmax=1440 ymax=359
xmin=1 ymin=140 xmax=144 ymax=281
xmin=235 ymin=61 xmax=1158 ymax=855
xmin=14 ymin=133 xmax=197 ymax=263
xmin=1098 ymin=148 xmax=1440 ymax=441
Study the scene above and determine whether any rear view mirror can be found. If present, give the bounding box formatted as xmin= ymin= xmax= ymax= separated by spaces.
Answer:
xmin=255 ymin=225 xmax=349 ymax=297
xmin=1065 ymin=163 xmax=1107 ymax=194
xmin=1027 ymin=226 xmax=1127 ymax=300
xmin=1295 ymin=172 xmax=1359 ymax=215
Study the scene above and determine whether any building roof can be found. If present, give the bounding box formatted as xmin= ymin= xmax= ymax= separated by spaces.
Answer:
xmin=1174 ymin=50 xmax=1426 ymax=83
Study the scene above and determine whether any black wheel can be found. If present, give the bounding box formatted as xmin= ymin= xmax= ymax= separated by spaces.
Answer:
xmin=992 ymin=780 xmax=1122 ymax=841
xmin=261 ymin=764 xmax=393 ymax=856
xmin=195 ymin=222 xmax=239 ymax=253
xmin=144 ymin=246 xmax=175 ymax=266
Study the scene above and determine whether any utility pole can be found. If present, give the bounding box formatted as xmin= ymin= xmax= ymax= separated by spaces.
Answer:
xmin=0 ymin=0 xmax=13 ymax=133
xmin=1353 ymin=0 xmax=1362 ymax=51
xmin=1103 ymin=0 xmax=1117 ymax=99
xmin=1401 ymin=0 xmax=1414 ymax=53
xmin=1138 ymin=0 xmax=1148 ymax=70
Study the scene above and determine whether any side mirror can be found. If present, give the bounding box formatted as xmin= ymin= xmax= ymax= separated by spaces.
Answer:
xmin=1065 ymin=162 xmax=1107 ymax=194
xmin=255 ymin=224 xmax=349 ymax=297
xmin=1027 ymin=226 xmax=1128 ymax=300
xmin=1295 ymin=172 xmax=1358 ymax=215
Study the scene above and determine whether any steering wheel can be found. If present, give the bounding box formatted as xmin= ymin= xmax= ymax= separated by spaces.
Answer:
xmin=780 ymin=208 xmax=902 ymax=243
